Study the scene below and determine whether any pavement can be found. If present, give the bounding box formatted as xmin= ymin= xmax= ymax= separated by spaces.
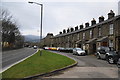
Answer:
xmin=41 ymin=51 xmax=119 ymax=79
xmin=45 ymin=67 xmax=118 ymax=78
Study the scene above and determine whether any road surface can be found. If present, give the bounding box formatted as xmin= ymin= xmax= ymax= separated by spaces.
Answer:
xmin=1 ymin=47 xmax=37 ymax=72
xmin=39 ymin=50 xmax=119 ymax=80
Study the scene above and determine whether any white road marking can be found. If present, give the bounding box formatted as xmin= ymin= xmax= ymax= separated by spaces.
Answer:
xmin=0 ymin=49 xmax=38 ymax=73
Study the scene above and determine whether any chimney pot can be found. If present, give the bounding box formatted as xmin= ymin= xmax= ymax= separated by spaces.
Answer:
xmin=63 ymin=29 xmax=66 ymax=33
xmin=59 ymin=32 xmax=62 ymax=34
xmin=70 ymin=28 xmax=74 ymax=32
xmin=85 ymin=22 xmax=89 ymax=27
xmin=80 ymin=24 xmax=84 ymax=29
xmin=108 ymin=10 xmax=115 ymax=19
xmin=99 ymin=16 xmax=104 ymax=22
xmin=75 ymin=26 xmax=78 ymax=31
xmin=47 ymin=33 xmax=53 ymax=36
xmin=91 ymin=18 xmax=96 ymax=26
xmin=67 ymin=28 xmax=70 ymax=33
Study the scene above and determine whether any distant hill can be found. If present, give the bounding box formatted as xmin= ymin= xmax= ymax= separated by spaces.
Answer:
xmin=23 ymin=35 xmax=40 ymax=42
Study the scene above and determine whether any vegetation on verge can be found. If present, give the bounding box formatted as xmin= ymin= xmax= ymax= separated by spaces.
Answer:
xmin=2 ymin=50 xmax=75 ymax=79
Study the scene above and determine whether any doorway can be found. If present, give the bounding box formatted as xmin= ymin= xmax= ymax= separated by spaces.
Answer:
xmin=93 ymin=43 xmax=96 ymax=53
xmin=78 ymin=44 xmax=81 ymax=48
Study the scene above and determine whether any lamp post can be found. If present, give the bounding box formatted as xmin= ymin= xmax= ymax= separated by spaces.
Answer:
xmin=28 ymin=1 xmax=43 ymax=56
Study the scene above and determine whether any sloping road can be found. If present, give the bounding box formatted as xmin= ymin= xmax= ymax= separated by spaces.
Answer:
xmin=1 ymin=47 xmax=37 ymax=73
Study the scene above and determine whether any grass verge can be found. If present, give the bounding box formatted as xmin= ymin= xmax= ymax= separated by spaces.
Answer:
xmin=2 ymin=50 xmax=76 ymax=79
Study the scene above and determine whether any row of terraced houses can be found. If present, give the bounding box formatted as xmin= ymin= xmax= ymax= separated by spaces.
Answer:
xmin=40 ymin=10 xmax=120 ymax=54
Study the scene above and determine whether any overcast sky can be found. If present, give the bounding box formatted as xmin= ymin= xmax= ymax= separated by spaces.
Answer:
xmin=1 ymin=0 xmax=119 ymax=37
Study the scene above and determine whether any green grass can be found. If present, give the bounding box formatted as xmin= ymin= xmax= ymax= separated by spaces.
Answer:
xmin=2 ymin=50 xmax=76 ymax=79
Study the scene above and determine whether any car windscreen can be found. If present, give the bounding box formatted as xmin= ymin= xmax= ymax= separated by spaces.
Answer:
xmin=104 ymin=47 xmax=110 ymax=52
xmin=76 ymin=48 xmax=82 ymax=51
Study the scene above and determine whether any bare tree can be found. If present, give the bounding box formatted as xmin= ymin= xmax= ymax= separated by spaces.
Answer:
xmin=1 ymin=9 xmax=24 ymax=49
xmin=1 ymin=9 xmax=13 ymax=22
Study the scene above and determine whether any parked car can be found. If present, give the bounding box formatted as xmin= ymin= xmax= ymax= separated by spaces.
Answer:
xmin=33 ymin=46 xmax=37 ymax=49
xmin=28 ymin=46 xmax=31 ymax=48
xmin=65 ymin=48 xmax=73 ymax=53
xmin=73 ymin=48 xmax=86 ymax=56
xmin=57 ymin=47 xmax=64 ymax=51
xmin=96 ymin=46 xmax=119 ymax=64
xmin=117 ymin=58 xmax=120 ymax=68
xmin=49 ymin=47 xmax=57 ymax=50
xmin=117 ymin=52 xmax=120 ymax=68
xmin=43 ymin=47 xmax=49 ymax=50
xmin=58 ymin=47 xmax=66 ymax=52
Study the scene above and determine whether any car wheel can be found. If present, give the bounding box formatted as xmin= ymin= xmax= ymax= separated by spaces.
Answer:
xmin=117 ymin=59 xmax=120 ymax=68
xmin=96 ymin=54 xmax=100 ymax=59
xmin=117 ymin=63 xmax=120 ymax=68
xmin=73 ymin=53 xmax=76 ymax=55
xmin=77 ymin=53 xmax=79 ymax=56
xmin=108 ymin=57 xmax=114 ymax=64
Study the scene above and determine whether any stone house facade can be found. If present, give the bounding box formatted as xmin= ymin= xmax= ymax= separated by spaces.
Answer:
xmin=40 ymin=33 xmax=53 ymax=47
xmin=41 ymin=10 xmax=120 ymax=54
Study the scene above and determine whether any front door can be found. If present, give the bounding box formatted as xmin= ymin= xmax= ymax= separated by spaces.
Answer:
xmin=93 ymin=43 xmax=96 ymax=53
xmin=118 ymin=38 xmax=120 ymax=51
xmin=78 ymin=44 xmax=81 ymax=48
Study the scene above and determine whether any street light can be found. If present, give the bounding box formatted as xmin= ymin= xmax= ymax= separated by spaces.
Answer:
xmin=28 ymin=1 xmax=43 ymax=56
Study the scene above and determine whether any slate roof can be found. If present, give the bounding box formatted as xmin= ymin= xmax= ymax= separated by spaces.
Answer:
xmin=52 ymin=15 xmax=120 ymax=38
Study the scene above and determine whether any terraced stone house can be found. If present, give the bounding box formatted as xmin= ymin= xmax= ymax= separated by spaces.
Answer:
xmin=41 ymin=10 xmax=120 ymax=54
xmin=40 ymin=33 xmax=53 ymax=47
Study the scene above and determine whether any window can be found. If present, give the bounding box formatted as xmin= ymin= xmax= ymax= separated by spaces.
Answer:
xmin=83 ymin=33 xmax=85 ymax=40
xmin=77 ymin=33 xmax=80 ymax=40
xmin=72 ymin=34 xmax=74 ymax=41
xmin=90 ymin=30 xmax=93 ymax=38
xmin=109 ymin=24 xmax=113 ymax=35
xmin=109 ymin=40 xmax=113 ymax=47
xmin=98 ymin=27 xmax=101 ymax=37
xmin=68 ymin=36 xmax=69 ymax=42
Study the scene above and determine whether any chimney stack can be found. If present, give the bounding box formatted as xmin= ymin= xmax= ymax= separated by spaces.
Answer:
xmin=47 ymin=33 xmax=53 ymax=36
xmin=99 ymin=16 xmax=104 ymax=22
xmin=70 ymin=28 xmax=74 ymax=32
xmin=59 ymin=32 xmax=62 ymax=34
xmin=108 ymin=10 xmax=115 ymax=19
xmin=63 ymin=29 xmax=66 ymax=33
xmin=85 ymin=22 xmax=89 ymax=27
xmin=91 ymin=18 xmax=96 ymax=26
xmin=67 ymin=28 xmax=70 ymax=33
xmin=75 ymin=26 xmax=78 ymax=31
xmin=80 ymin=24 xmax=84 ymax=29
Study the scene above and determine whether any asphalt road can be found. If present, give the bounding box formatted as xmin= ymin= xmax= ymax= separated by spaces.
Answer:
xmin=1 ymin=47 xmax=37 ymax=72
xmin=51 ymin=51 xmax=117 ymax=67
xmin=40 ymin=51 xmax=119 ymax=80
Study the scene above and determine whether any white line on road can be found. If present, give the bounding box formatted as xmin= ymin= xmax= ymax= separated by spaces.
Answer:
xmin=0 ymin=49 xmax=38 ymax=73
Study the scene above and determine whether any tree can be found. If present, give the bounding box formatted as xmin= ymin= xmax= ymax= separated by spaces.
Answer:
xmin=1 ymin=9 xmax=24 ymax=49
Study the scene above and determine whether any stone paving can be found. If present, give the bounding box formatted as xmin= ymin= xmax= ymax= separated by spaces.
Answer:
xmin=45 ymin=67 xmax=118 ymax=78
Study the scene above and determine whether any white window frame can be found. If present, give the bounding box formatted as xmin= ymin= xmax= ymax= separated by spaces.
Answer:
xmin=90 ymin=30 xmax=93 ymax=38
xmin=72 ymin=34 xmax=74 ymax=41
xmin=68 ymin=36 xmax=69 ymax=42
xmin=109 ymin=24 xmax=113 ymax=35
xmin=109 ymin=40 xmax=113 ymax=47
xmin=83 ymin=33 xmax=85 ymax=40
xmin=77 ymin=33 xmax=80 ymax=40
xmin=98 ymin=27 xmax=101 ymax=37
